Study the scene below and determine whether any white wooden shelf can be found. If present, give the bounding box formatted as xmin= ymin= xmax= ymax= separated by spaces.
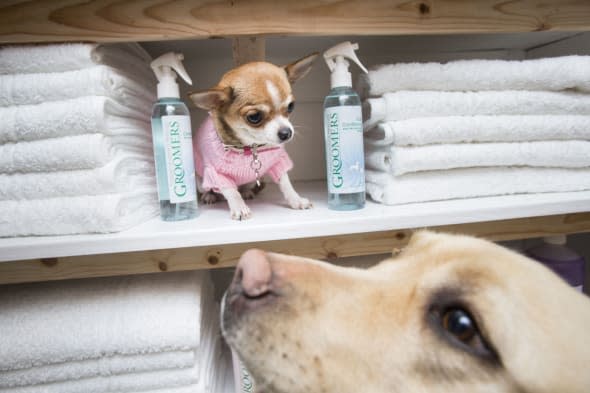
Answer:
xmin=2 ymin=181 xmax=590 ymax=264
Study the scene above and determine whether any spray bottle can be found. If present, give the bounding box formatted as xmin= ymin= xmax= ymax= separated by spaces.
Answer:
xmin=323 ymin=42 xmax=368 ymax=210
xmin=525 ymin=235 xmax=586 ymax=292
xmin=150 ymin=52 xmax=198 ymax=221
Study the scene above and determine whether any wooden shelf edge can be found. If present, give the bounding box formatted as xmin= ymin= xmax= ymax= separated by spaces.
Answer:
xmin=1 ymin=0 xmax=590 ymax=44
xmin=1 ymin=212 xmax=588 ymax=285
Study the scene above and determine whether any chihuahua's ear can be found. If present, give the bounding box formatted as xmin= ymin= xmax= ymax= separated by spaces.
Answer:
xmin=284 ymin=52 xmax=319 ymax=84
xmin=188 ymin=87 xmax=232 ymax=111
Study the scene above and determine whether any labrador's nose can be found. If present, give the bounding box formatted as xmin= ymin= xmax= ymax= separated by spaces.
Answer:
xmin=233 ymin=249 xmax=273 ymax=298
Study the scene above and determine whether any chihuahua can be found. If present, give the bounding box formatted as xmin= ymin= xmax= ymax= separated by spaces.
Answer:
xmin=188 ymin=53 xmax=318 ymax=220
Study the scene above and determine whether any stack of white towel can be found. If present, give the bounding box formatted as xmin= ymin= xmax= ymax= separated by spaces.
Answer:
xmin=360 ymin=56 xmax=590 ymax=205
xmin=0 ymin=271 xmax=232 ymax=393
xmin=0 ymin=43 xmax=159 ymax=236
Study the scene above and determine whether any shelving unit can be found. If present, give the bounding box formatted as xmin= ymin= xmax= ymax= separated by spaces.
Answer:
xmin=1 ymin=0 xmax=590 ymax=286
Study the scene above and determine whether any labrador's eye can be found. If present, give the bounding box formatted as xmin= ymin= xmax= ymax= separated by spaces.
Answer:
xmin=442 ymin=308 xmax=477 ymax=343
xmin=287 ymin=102 xmax=295 ymax=114
xmin=246 ymin=111 xmax=263 ymax=125
xmin=428 ymin=293 xmax=498 ymax=362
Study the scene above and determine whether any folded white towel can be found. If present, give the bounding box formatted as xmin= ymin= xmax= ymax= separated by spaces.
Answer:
xmin=0 ymin=96 xmax=151 ymax=144
xmin=2 ymin=303 xmax=223 ymax=393
xmin=364 ymin=115 xmax=590 ymax=147
xmin=360 ymin=55 xmax=590 ymax=97
xmin=0 ymin=351 xmax=195 ymax=389
xmin=363 ymin=91 xmax=590 ymax=128
xmin=0 ymin=134 xmax=152 ymax=173
xmin=0 ymin=271 xmax=211 ymax=371
xmin=366 ymin=167 xmax=590 ymax=205
xmin=0 ymin=189 xmax=158 ymax=236
xmin=0 ymin=66 xmax=155 ymax=107
xmin=0 ymin=43 xmax=152 ymax=77
xmin=365 ymin=140 xmax=590 ymax=175
xmin=0 ymin=155 xmax=154 ymax=200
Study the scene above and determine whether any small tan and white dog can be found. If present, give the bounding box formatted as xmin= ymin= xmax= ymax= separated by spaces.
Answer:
xmin=188 ymin=53 xmax=318 ymax=220
xmin=222 ymin=231 xmax=590 ymax=393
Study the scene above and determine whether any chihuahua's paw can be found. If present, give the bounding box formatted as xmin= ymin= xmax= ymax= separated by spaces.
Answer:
xmin=238 ymin=182 xmax=266 ymax=200
xmin=239 ymin=188 xmax=256 ymax=200
xmin=287 ymin=196 xmax=313 ymax=210
xmin=201 ymin=191 xmax=220 ymax=205
xmin=230 ymin=203 xmax=252 ymax=221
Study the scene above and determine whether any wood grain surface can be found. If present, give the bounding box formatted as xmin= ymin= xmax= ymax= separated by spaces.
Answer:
xmin=1 ymin=0 xmax=589 ymax=44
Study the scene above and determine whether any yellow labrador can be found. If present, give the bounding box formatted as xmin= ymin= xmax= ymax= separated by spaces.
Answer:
xmin=221 ymin=231 xmax=590 ymax=393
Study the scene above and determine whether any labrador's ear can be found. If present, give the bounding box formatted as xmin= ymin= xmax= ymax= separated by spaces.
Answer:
xmin=283 ymin=52 xmax=319 ymax=84
xmin=188 ymin=87 xmax=233 ymax=110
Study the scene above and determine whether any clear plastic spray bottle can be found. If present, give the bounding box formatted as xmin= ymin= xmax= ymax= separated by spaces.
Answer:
xmin=323 ymin=42 xmax=368 ymax=210
xmin=150 ymin=52 xmax=198 ymax=221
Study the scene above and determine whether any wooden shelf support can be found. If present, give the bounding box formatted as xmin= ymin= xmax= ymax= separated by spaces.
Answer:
xmin=232 ymin=36 xmax=266 ymax=66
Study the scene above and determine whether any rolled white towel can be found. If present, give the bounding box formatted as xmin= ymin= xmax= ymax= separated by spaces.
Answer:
xmin=365 ymin=140 xmax=590 ymax=175
xmin=0 ymin=65 xmax=155 ymax=107
xmin=359 ymin=55 xmax=590 ymax=97
xmin=363 ymin=91 xmax=590 ymax=128
xmin=365 ymin=167 xmax=590 ymax=205
xmin=0 ymin=43 xmax=154 ymax=82
xmin=0 ymin=96 xmax=151 ymax=144
xmin=0 ymin=155 xmax=155 ymax=200
xmin=0 ymin=134 xmax=152 ymax=173
xmin=0 ymin=189 xmax=158 ymax=236
xmin=364 ymin=115 xmax=590 ymax=147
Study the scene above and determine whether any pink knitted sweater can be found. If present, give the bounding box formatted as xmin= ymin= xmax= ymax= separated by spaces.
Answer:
xmin=193 ymin=116 xmax=293 ymax=192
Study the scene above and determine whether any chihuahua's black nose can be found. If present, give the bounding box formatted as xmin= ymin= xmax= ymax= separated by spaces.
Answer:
xmin=278 ymin=128 xmax=293 ymax=142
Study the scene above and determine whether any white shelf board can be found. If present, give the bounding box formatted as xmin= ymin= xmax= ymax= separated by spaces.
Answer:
xmin=1 ymin=181 xmax=589 ymax=262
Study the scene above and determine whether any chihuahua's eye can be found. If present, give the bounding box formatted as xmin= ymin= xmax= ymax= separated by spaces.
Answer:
xmin=442 ymin=308 xmax=477 ymax=343
xmin=287 ymin=102 xmax=295 ymax=114
xmin=246 ymin=111 xmax=263 ymax=125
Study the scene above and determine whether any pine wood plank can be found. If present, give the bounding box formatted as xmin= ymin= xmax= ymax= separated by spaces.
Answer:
xmin=1 ymin=0 xmax=589 ymax=44
xmin=233 ymin=37 xmax=266 ymax=66
xmin=1 ymin=212 xmax=588 ymax=285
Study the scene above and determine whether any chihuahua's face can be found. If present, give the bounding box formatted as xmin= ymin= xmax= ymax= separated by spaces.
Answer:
xmin=189 ymin=53 xmax=318 ymax=147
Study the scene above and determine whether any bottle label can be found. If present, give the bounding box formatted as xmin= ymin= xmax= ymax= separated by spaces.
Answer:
xmin=162 ymin=115 xmax=197 ymax=204
xmin=324 ymin=106 xmax=365 ymax=194
xmin=231 ymin=349 xmax=255 ymax=393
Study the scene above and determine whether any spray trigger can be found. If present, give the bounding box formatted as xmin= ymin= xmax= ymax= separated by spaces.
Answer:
xmin=150 ymin=52 xmax=193 ymax=99
xmin=323 ymin=41 xmax=368 ymax=88
xmin=151 ymin=52 xmax=192 ymax=85
xmin=323 ymin=41 xmax=368 ymax=74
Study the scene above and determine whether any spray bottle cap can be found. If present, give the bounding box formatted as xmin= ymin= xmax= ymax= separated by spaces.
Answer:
xmin=150 ymin=52 xmax=193 ymax=99
xmin=323 ymin=41 xmax=368 ymax=88
xmin=543 ymin=235 xmax=567 ymax=245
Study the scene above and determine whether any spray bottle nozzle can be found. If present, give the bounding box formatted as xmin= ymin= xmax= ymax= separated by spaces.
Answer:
xmin=323 ymin=41 xmax=367 ymax=88
xmin=151 ymin=52 xmax=192 ymax=85
xmin=150 ymin=52 xmax=192 ymax=99
xmin=323 ymin=41 xmax=368 ymax=74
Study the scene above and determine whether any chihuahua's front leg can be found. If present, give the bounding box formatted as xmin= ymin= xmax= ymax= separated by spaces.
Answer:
xmin=278 ymin=173 xmax=312 ymax=210
xmin=220 ymin=188 xmax=252 ymax=220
